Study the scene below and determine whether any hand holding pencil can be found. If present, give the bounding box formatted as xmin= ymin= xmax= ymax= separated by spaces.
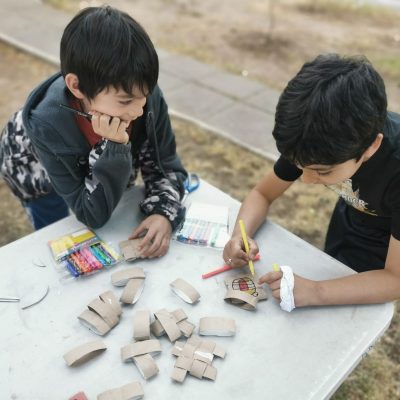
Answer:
xmin=222 ymin=221 xmax=259 ymax=269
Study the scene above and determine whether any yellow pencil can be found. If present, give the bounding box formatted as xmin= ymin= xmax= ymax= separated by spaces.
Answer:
xmin=272 ymin=263 xmax=280 ymax=272
xmin=239 ymin=219 xmax=255 ymax=276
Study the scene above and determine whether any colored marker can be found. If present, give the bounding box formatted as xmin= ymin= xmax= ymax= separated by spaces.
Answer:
xmin=202 ymin=253 xmax=261 ymax=279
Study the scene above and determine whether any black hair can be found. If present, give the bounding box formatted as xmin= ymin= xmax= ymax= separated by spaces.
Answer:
xmin=60 ymin=5 xmax=158 ymax=99
xmin=272 ymin=54 xmax=387 ymax=166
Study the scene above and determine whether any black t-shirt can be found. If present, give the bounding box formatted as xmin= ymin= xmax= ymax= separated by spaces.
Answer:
xmin=273 ymin=111 xmax=400 ymax=240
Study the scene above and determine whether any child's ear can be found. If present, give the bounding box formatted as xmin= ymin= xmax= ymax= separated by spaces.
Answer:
xmin=363 ymin=133 xmax=383 ymax=159
xmin=64 ymin=73 xmax=85 ymax=100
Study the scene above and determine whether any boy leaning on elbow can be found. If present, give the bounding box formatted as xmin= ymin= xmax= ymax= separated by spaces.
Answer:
xmin=223 ymin=54 xmax=400 ymax=307
xmin=0 ymin=6 xmax=187 ymax=259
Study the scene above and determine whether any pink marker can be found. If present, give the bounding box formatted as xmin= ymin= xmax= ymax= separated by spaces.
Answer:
xmin=202 ymin=253 xmax=261 ymax=279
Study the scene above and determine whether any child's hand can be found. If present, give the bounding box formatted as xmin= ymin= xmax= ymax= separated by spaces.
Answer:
xmin=223 ymin=235 xmax=259 ymax=268
xmin=258 ymin=272 xmax=318 ymax=307
xmin=90 ymin=111 xmax=130 ymax=144
xmin=129 ymin=215 xmax=172 ymax=259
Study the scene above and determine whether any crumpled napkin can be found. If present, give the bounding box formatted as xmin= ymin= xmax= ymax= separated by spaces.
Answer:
xmin=279 ymin=265 xmax=295 ymax=312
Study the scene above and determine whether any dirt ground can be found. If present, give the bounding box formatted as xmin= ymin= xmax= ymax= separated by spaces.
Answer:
xmin=2 ymin=0 xmax=400 ymax=397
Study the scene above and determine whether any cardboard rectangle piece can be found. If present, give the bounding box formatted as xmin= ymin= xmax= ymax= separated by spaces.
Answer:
xmin=78 ymin=310 xmax=111 ymax=336
xmin=99 ymin=291 xmax=122 ymax=316
xmin=133 ymin=354 xmax=159 ymax=380
xmin=171 ymin=367 xmax=187 ymax=383
xmin=120 ymin=278 xmax=145 ymax=305
xmin=88 ymin=298 xmax=119 ymax=328
xmin=133 ymin=309 xmax=151 ymax=341
xmin=63 ymin=340 xmax=107 ymax=367
xmin=97 ymin=381 xmax=144 ymax=400
xmin=154 ymin=309 xmax=182 ymax=342
xmin=170 ymin=278 xmax=200 ymax=304
xmin=111 ymin=267 xmax=145 ymax=287
xmin=121 ymin=340 xmax=162 ymax=362
xmin=119 ymin=239 xmax=142 ymax=262
xmin=199 ymin=317 xmax=236 ymax=336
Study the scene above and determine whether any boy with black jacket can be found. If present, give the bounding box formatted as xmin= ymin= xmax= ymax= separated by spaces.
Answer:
xmin=0 ymin=6 xmax=187 ymax=259
xmin=223 ymin=54 xmax=400 ymax=308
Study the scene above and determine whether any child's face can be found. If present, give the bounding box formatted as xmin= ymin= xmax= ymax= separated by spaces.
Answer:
xmin=82 ymin=85 xmax=147 ymax=123
xmin=298 ymin=158 xmax=364 ymax=185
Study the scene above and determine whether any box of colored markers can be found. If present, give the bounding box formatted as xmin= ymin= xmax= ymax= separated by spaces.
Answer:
xmin=48 ymin=228 xmax=121 ymax=278
xmin=174 ymin=202 xmax=230 ymax=248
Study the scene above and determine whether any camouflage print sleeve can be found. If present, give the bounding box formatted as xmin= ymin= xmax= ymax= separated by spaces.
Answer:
xmin=138 ymin=139 xmax=185 ymax=231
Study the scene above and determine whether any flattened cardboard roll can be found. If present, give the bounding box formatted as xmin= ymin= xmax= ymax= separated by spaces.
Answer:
xmin=177 ymin=319 xmax=195 ymax=338
xmin=120 ymin=278 xmax=145 ymax=305
xmin=97 ymin=381 xmax=144 ymax=400
xmin=78 ymin=310 xmax=111 ymax=336
xmin=199 ymin=317 xmax=236 ymax=336
xmin=150 ymin=319 xmax=165 ymax=337
xmin=121 ymin=339 xmax=162 ymax=362
xmin=175 ymin=355 xmax=193 ymax=370
xmin=189 ymin=359 xmax=207 ymax=379
xmin=171 ymin=340 xmax=185 ymax=357
xmin=172 ymin=308 xmax=188 ymax=322
xmin=194 ymin=341 xmax=215 ymax=364
xmin=119 ymin=239 xmax=142 ymax=262
xmin=99 ymin=291 xmax=122 ymax=316
xmin=171 ymin=367 xmax=187 ymax=383
xmin=187 ymin=334 xmax=202 ymax=347
xmin=213 ymin=344 xmax=226 ymax=359
xmin=133 ymin=353 xmax=159 ymax=380
xmin=154 ymin=309 xmax=182 ymax=342
xmin=88 ymin=298 xmax=119 ymax=328
xmin=133 ymin=309 xmax=151 ymax=341
xmin=63 ymin=340 xmax=106 ymax=367
xmin=170 ymin=278 xmax=200 ymax=304
xmin=111 ymin=267 xmax=145 ymax=287
xmin=203 ymin=365 xmax=217 ymax=381
xmin=224 ymin=288 xmax=257 ymax=311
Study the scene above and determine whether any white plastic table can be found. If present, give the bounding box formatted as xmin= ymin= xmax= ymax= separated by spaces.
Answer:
xmin=0 ymin=181 xmax=393 ymax=400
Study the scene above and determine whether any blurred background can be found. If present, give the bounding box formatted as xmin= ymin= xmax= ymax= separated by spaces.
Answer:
xmin=1 ymin=0 xmax=400 ymax=398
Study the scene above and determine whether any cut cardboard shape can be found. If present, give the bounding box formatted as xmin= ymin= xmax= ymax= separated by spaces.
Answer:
xmin=119 ymin=239 xmax=142 ymax=262
xmin=97 ymin=381 xmax=144 ymax=400
xmin=187 ymin=334 xmax=202 ymax=347
xmin=120 ymin=278 xmax=145 ymax=305
xmin=199 ymin=317 xmax=236 ymax=337
xmin=194 ymin=341 xmax=216 ymax=364
xmin=203 ymin=365 xmax=217 ymax=381
xmin=63 ymin=340 xmax=106 ymax=367
xmin=175 ymin=355 xmax=193 ymax=370
xmin=213 ymin=344 xmax=226 ymax=359
xmin=150 ymin=319 xmax=165 ymax=337
xmin=133 ymin=353 xmax=159 ymax=380
xmin=78 ymin=310 xmax=111 ymax=336
xmin=154 ymin=309 xmax=182 ymax=342
xmin=189 ymin=359 xmax=207 ymax=379
xmin=171 ymin=367 xmax=187 ymax=383
xmin=171 ymin=340 xmax=185 ymax=357
xmin=172 ymin=308 xmax=188 ymax=322
xmin=111 ymin=267 xmax=145 ymax=287
xmin=88 ymin=298 xmax=119 ymax=328
xmin=99 ymin=291 xmax=122 ymax=316
xmin=121 ymin=340 xmax=162 ymax=362
xmin=181 ymin=343 xmax=196 ymax=359
xmin=133 ymin=309 xmax=151 ymax=341
xmin=170 ymin=278 xmax=200 ymax=304
xmin=177 ymin=319 xmax=195 ymax=338
xmin=224 ymin=274 xmax=267 ymax=310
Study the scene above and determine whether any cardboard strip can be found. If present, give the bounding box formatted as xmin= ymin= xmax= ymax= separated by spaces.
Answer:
xmin=120 ymin=278 xmax=145 ymax=305
xmin=119 ymin=239 xmax=142 ymax=262
xmin=170 ymin=278 xmax=200 ymax=304
xmin=99 ymin=291 xmax=122 ymax=317
xmin=224 ymin=288 xmax=258 ymax=310
xmin=177 ymin=319 xmax=195 ymax=338
xmin=171 ymin=340 xmax=185 ymax=357
xmin=203 ymin=365 xmax=218 ymax=381
xmin=88 ymin=298 xmax=119 ymax=328
xmin=154 ymin=309 xmax=182 ymax=342
xmin=63 ymin=340 xmax=106 ymax=367
xmin=150 ymin=319 xmax=165 ymax=337
xmin=121 ymin=340 xmax=162 ymax=362
xmin=189 ymin=359 xmax=207 ymax=379
xmin=175 ymin=355 xmax=193 ymax=370
xmin=199 ymin=317 xmax=236 ymax=336
xmin=78 ymin=310 xmax=111 ymax=336
xmin=171 ymin=367 xmax=187 ymax=383
xmin=97 ymin=381 xmax=144 ymax=400
xmin=213 ymin=344 xmax=226 ymax=359
xmin=133 ymin=309 xmax=151 ymax=341
xmin=133 ymin=354 xmax=159 ymax=380
xmin=172 ymin=308 xmax=188 ymax=322
xmin=111 ymin=267 xmax=145 ymax=287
